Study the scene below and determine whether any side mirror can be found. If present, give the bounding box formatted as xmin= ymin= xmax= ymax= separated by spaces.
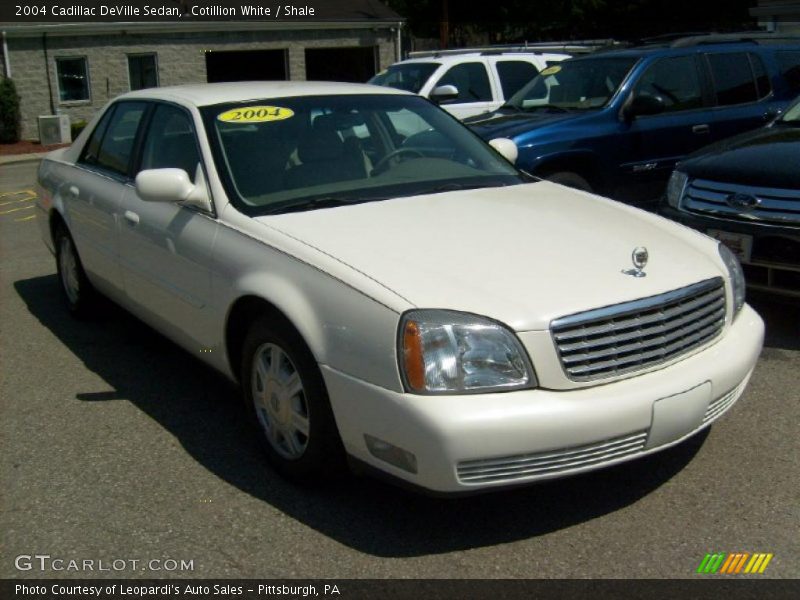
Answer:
xmin=135 ymin=167 xmax=212 ymax=212
xmin=430 ymin=84 xmax=459 ymax=104
xmin=625 ymin=94 xmax=666 ymax=119
xmin=488 ymin=138 xmax=518 ymax=164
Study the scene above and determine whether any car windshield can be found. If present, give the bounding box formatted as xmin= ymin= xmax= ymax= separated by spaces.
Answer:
xmin=506 ymin=56 xmax=639 ymax=111
xmin=367 ymin=63 xmax=440 ymax=94
xmin=202 ymin=94 xmax=524 ymax=215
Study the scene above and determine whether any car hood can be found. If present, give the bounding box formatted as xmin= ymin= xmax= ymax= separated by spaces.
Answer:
xmin=465 ymin=109 xmax=582 ymax=140
xmin=682 ymin=123 xmax=800 ymax=189
xmin=256 ymin=182 xmax=723 ymax=331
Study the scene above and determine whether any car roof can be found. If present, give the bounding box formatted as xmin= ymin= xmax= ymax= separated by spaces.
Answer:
xmin=394 ymin=52 xmax=567 ymax=66
xmin=117 ymin=81 xmax=410 ymax=107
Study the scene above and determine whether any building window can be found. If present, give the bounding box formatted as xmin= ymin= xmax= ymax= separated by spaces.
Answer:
xmin=56 ymin=57 xmax=90 ymax=102
xmin=128 ymin=54 xmax=159 ymax=91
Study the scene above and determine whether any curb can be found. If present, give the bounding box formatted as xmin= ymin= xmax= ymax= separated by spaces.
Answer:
xmin=0 ymin=153 xmax=46 ymax=166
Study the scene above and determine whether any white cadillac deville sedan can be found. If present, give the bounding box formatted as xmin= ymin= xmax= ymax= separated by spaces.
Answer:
xmin=36 ymin=82 xmax=764 ymax=494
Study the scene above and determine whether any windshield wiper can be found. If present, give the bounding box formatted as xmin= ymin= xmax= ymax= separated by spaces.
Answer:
xmin=522 ymin=104 xmax=570 ymax=113
xmin=425 ymin=181 xmax=509 ymax=194
xmin=266 ymin=196 xmax=371 ymax=215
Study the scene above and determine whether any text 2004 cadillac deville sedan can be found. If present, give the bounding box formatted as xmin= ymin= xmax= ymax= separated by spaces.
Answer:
xmin=36 ymin=82 xmax=764 ymax=494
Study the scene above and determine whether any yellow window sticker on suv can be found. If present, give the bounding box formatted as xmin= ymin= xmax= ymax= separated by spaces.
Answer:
xmin=217 ymin=106 xmax=294 ymax=123
xmin=540 ymin=65 xmax=562 ymax=76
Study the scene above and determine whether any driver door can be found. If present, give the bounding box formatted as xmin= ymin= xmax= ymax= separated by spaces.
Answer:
xmin=118 ymin=102 xmax=218 ymax=350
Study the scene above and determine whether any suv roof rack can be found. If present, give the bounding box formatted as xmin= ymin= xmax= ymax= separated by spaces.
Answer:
xmin=669 ymin=32 xmax=800 ymax=48
xmin=408 ymin=39 xmax=622 ymax=59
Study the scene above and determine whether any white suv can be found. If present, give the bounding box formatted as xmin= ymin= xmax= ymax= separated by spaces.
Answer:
xmin=368 ymin=51 xmax=570 ymax=119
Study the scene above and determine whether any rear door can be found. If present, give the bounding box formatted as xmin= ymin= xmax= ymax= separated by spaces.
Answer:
xmin=704 ymin=51 xmax=777 ymax=142
xmin=69 ymin=101 xmax=148 ymax=296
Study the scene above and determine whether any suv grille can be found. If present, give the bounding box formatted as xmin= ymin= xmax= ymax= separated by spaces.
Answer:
xmin=551 ymin=278 xmax=725 ymax=381
xmin=683 ymin=178 xmax=800 ymax=225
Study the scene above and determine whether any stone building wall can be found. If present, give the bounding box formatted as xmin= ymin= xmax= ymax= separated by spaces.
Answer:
xmin=6 ymin=27 xmax=398 ymax=140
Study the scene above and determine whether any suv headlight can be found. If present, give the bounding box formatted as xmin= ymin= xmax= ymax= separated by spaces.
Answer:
xmin=399 ymin=310 xmax=536 ymax=394
xmin=666 ymin=170 xmax=689 ymax=208
xmin=718 ymin=243 xmax=745 ymax=315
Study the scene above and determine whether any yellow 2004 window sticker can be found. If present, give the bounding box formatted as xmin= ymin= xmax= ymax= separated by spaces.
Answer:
xmin=540 ymin=65 xmax=562 ymax=76
xmin=217 ymin=106 xmax=294 ymax=123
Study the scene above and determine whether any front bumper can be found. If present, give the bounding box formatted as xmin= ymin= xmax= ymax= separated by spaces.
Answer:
xmin=322 ymin=304 xmax=764 ymax=493
xmin=660 ymin=204 xmax=800 ymax=298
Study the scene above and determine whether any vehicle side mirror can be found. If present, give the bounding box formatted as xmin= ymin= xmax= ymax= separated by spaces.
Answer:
xmin=625 ymin=94 xmax=666 ymax=119
xmin=135 ymin=167 xmax=212 ymax=212
xmin=488 ymin=138 xmax=518 ymax=164
xmin=430 ymin=84 xmax=459 ymax=104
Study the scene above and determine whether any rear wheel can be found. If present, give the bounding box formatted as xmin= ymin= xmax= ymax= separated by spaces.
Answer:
xmin=545 ymin=171 xmax=593 ymax=192
xmin=54 ymin=223 xmax=95 ymax=317
xmin=241 ymin=316 xmax=345 ymax=482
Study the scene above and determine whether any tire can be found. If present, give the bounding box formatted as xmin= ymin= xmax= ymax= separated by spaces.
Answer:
xmin=241 ymin=316 xmax=346 ymax=483
xmin=545 ymin=171 xmax=593 ymax=192
xmin=54 ymin=223 xmax=96 ymax=318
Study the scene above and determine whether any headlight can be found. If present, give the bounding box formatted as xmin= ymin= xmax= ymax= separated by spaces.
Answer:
xmin=666 ymin=170 xmax=688 ymax=208
xmin=398 ymin=310 xmax=536 ymax=394
xmin=718 ymin=243 xmax=745 ymax=315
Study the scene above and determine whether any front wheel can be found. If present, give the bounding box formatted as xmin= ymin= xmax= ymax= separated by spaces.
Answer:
xmin=241 ymin=317 xmax=346 ymax=483
xmin=545 ymin=171 xmax=593 ymax=192
xmin=54 ymin=223 xmax=95 ymax=317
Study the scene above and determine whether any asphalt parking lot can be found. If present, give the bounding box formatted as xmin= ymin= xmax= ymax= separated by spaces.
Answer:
xmin=1 ymin=159 xmax=798 ymax=580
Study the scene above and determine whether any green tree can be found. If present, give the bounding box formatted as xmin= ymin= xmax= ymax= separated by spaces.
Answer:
xmin=0 ymin=78 xmax=22 ymax=144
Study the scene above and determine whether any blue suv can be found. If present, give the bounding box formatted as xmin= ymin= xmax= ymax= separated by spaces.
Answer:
xmin=466 ymin=33 xmax=800 ymax=206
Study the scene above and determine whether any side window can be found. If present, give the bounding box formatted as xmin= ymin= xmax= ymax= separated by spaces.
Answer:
xmin=749 ymin=53 xmax=771 ymax=99
xmin=777 ymin=50 xmax=800 ymax=93
xmin=633 ymin=56 xmax=703 ymax=113
xmin=80 ymin=106 xmax=116 ymax=166
xmin=435 ymin=62 xmax=492 ymax=103
xmin=496 ymin=60 xmax=539 ymax=99
xmin=707 ymin=53 xmax=758 ymax=106
xmin=139 ymin=104 xmax=201 ymax=181
xmin=81 ymin=102 xmax=147 ymax=176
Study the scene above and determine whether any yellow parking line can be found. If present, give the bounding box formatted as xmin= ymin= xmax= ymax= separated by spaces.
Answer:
xmin=0 ymin=205 xmax=35 ymax=215
xmin=0 ymin=189 xmax=35 ymax=198
xmin=0 ymin=196 xmax=35 ymax=207
xmin=14 ymin=214 xmax=36 ymax=222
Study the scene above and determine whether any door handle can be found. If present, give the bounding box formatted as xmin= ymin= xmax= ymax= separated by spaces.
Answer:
xmin=124 ymin=210 xmax=140 ymax=225
xmin=692 ymin=124 xmax=710 ymax=134
xmin=68 ymin=185 xmax=79 ymax=198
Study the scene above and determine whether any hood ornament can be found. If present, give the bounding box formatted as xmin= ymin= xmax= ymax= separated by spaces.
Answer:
xmin=622 ymin=246 xmax=649 ymax=278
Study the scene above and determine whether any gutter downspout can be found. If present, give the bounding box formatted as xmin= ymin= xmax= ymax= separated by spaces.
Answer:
xmin=2 ymin=31 xmax=10 ymax=78
xmin=396 ymin=21 xmax=403 ymax=61
xmin=42 ymin=32 xmax=55 ymax=114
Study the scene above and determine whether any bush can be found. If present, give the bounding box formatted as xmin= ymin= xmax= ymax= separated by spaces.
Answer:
xmin=71 ymin=120 xmax=88 ymax=141
xmin=0 ymin=78 xmax=21 ymax=143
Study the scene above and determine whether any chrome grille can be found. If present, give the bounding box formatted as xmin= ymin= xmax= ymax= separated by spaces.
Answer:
xmin=457 ymin=430 xmax=648 ymax=484
xmin=551 ymin=278 xmax=726 ymax=381
xmin=682 ymin=178 xmax=800 ymax=225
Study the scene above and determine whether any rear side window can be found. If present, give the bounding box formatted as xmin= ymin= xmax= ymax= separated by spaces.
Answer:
xmin=435 ymin=62 xmax=492 ymax=102
xmin=707 ymin=53 xmax=758 ymax=106
xmin=633 ymin=55 xmax=703 ymax=113
xmin=81 ymin=101 xmax=147 ymax=176
xmin=496 ymin=60 xmax=539 ymax=99
xmin=777 ymin=50 xmax=800 ymax=92
xmin=80 ymin=106 xmax=115 ymax=165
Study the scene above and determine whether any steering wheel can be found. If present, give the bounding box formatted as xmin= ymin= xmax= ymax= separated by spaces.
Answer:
xmin=371 ymin=147 xmax=425 ymax=175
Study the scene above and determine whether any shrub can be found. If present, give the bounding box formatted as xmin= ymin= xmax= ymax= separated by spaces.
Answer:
xmin=0 ymin=78 xmax=21 ymax=143
xmin=71 ymin=119 xmax=88 ymax=141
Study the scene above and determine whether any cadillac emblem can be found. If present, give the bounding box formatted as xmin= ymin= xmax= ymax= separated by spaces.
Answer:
xmin=622 ymin=246 xmax=649 ymax=278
